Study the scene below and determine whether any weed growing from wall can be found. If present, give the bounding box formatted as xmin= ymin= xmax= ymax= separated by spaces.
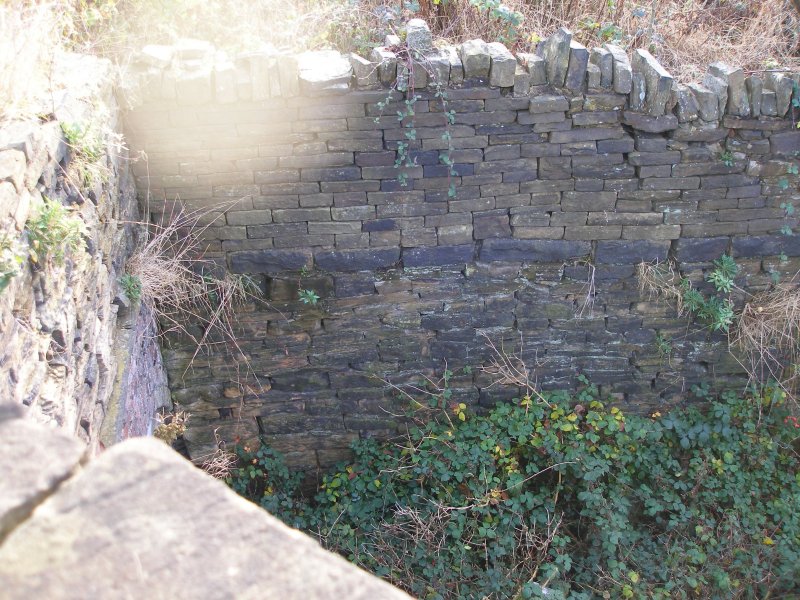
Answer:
xmin=0 ymin=231 xmax=26 ymax=293
xmin=25 ymin=197 xmax=86 ymax=267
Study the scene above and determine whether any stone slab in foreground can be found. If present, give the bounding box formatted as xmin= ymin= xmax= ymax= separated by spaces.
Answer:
xmin=0 ymin=433 xmax=411 ymax=600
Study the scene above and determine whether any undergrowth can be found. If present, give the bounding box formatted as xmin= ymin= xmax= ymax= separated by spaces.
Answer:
xmin=228 ymin=378 xmax=800 ymax=599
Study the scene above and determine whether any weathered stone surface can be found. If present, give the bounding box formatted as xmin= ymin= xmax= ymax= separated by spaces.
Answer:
xmin=630 ymin=72 xmax=646 ymax=111
xmin=230 ymin=249 xmax=312 ymax=273
xmin=349 ymin=53 xmax=378 ymax=88
xmin=767 ymin=73 xmax=794 ymax=117
xmin=622 ymin=112 xmax=678 ymax=133
xmin=708 ymin=62 xmax=748 ymax=117
xmin=315 ymin=248 xmax=400 ymax=271
xmin=590 ymin=47 xmax=613 ymax=88
xmin=670 ymin=124 xmax=727 ymax=142
xmin=595 ymin=240 xmax=670 ymax=264
xmin=406 ymin=18 xmax=433 ymax=55
xmin=487 ymin=42 xmax=516 ymax=88
xmin=631 ymin=49 xmax=673 ymax=116
xmin=688 ymin=82 xmax=719 ymax=122
xmin=403 ymin=245 xmax=474 ymax=267
xmin=513 ymin=64 xmax=531 ymax=96
xmin=529 ymin=95 xmax=568 ymax=114
xmin=459 ymin=39 xmax=491 ymax=79
xmin=674 ymin=237 xmax=730 ymax=262
xmin=770 ymin=130 xmax=800 ymax=156
xmin=479 ymin=238 xmax=590 ymax=262
xmin=701 ymin=72 xmax=728 ymax=118
xmin=175 ymin=65 xmax=213 ymax=105
xmin=297 ymin=51 xmax=352 ymax=94
xmin=517 ymin=53 xmax=546 ymax=85
xmin=675 ymin=84 xmax=700 ymax=122
xmin=603 ymin=43 xmax=632 ymax=94
xmin=586 ymin=63 xmax=601 ymax=89
xmin=427 ymin=49 xmax=451 ymax=88
xmin=370 ymin=47 xmax=397 ymax=84
xmin=733 ymin=234 xmax=800 ymax=258
xmin=541 ymin=27 xmax=572 ymax=87
xmin=565 ymin=41 xmax=589 ymax=92
xmin=444 ymin=46 xmax=465 ymax=85
xmin=0 ymin=438 xmax=411 ymax=599
xmin=0 ymin=418 xmax=85 ymax=539
xmin=761 ymin=90 xmax=778 ymax=117
xmin=746 ymin=75 xmax=762 ymax=117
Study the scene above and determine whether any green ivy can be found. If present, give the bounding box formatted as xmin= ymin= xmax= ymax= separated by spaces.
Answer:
xmin=227 ymin=383 xmax=800 ymax=599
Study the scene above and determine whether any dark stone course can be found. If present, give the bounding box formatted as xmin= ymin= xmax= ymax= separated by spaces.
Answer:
xmin=315 ymin=248 xmax=401 ymax=271
xmin=402 ymin=244 xmax=475 ymax=267
xmin=595 ymin=240 xmax=670 ymax=264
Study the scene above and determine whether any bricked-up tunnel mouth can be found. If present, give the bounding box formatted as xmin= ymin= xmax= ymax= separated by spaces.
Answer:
xmin=123 ymin=22 xmax=800 ymax=470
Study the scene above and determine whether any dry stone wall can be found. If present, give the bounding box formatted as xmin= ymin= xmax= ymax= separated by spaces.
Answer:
xmin=0 ymin=54 xmax=169 ymax=452
xmin=123 ymin=22 xmax=800 ymax=468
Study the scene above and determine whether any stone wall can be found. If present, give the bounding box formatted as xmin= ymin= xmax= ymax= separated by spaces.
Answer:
xmin=122 ymin=23 xmax=800 ymax=468
xmin=0 ymin=53 xmax=169 ymax=452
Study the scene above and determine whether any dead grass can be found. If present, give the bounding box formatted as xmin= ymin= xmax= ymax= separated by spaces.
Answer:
xmin=637 ymin=260 xmax=688 ymax=315
xmin=733 ymin=279 xmax=800 ymax=404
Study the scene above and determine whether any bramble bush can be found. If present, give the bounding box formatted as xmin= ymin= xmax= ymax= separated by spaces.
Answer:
xmin=228 ymin=378 xmax=800 ymax=599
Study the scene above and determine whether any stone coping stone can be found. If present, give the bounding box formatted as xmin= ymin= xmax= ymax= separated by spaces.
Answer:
xmin=0 ymin=436 xmax=412 ymax=600
xmin=0 ymin=417 xmax=86 ymax=540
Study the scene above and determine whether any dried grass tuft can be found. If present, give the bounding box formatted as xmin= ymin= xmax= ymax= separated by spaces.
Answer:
xmin=637 ymin=260 xmax=687 ymax=316
xmin=733 ymin=280 xmax=800 ymax=403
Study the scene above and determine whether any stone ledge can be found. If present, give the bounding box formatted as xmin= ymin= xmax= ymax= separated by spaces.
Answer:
xmin=0 ymin=427 xmax=410 ymax=600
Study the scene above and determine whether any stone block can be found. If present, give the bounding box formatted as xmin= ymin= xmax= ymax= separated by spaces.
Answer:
xmin=766 ymin=72 xmax=794 ymax=117
xmin=349 ymin=53 xmax=378 ymax=88
xmin=406 ymin=19 xmax=433 ymax=55
xmin=590 ymin=47 xmax=613 ymax=88
xmin=528 ymin=94 xmax=569 ymax=115
xmin=708 ymin=61 xmax=749 ymax=117
xmin=628 ymin=151 xmax=681 ymax=166
xmin=562 ymin=191 xmax=616 ymax=211
xmin=597 ymin=136 xmax=634 ymax=153
xmin=459 ymin=39 xmax=491 ymax=79
xmin=631 ymin=49 xmax=673 ymax=116
xmin=517 ymin=53 xmax=547 ymax=85
xmin=230 ymin=249 xmax=312 ymax=273
xmin=687 ymin=82 xmax=719 ymax=122
xmin=541 ymin=27 xmax=572 ymax=87
xmin=437 ymin=224 xmax=473 ymax=245
xmin=733 ymin=234 xmax=800 ymax=258
xmin=595 ymin=240 xmax=670 ymax=264
xmin=622 ymin=112 xmax=678 ymax=133
xmin=675 ymin=84 xmax=700 ymax=123
xmin=315 ymin=248 xmax=400 ymax=271
xmin=770 ymin=130 xmax=800 ymax=156
xmin=761 ymin=90 xmax=778 ymax=117
xmin=586 ymin=63 xmax=601 ymax=89
xmin=513 ymin=65 xmax=531 ymax=96
xmin=669 ymin=124 xmax=727 ymax=143
xmin=565 ymin=41 xmax=589 ymax=92
xmin=370 ymin=47 xmax=397 ymax=85
xmin=473 ymin=212 xmax=511 ymax=238
xmin=403 ymin=244 xmax=474 ymax=267
xmin=175 ymin=65 xmax=213 ymax=105
xmin=488 ymin=42 xmax=516 ymax=87
xmin=444 ymin=46 xmax=465 ymax=85
xmin=701 ymin=72 xmax=728 ymax=119
xmin=480 ymin=238 xmax=590 ymax=262
xmin=603 ymin=43 xmax=632 ymax=94
xmin=426 ymin=49 xmax=451 ymax=88
xmin=297 ymin=51 xmax=352 ymax=94
xmin=550 ymin=127 xmax=624 ymax=143
xmin=746 ymin=75 xmax=762 ymax=117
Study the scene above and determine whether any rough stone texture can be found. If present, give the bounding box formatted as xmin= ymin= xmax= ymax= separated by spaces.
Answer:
xmin=0 ymin=416 xmax=85 ymax=539
xmin=746 ymin=75 xmax=763 ymax=117
xmin=488 ymin=42 xmax=516 ymax=88
xmin=124 ymin=28 xmax=800 ymax=466
xmin=0 ymin=431 xmax=411 ymax=600
xmin=708 ymin=62 xmax=749 ymax=117
xmin=565 ymin=41 xmax=589 ymax=93
xmin=603 ymin=43 xmax=632 ymax=94
xmin=459 ymin=39 xmax=491 ymax=79
xmin=1 ymin=53 xmax=162 ymax=454
xmin=371 ymin=47 xmax=397 ymax=85
xmin=405 ymin=18 xmax=433 ymax=55
xmin=590 ymin=47 xmax=613 ymax=88
xmin=541 ymin=27 xmax=572 ymax=88
xmin=631 ymin=49 xmax=673 ymax=116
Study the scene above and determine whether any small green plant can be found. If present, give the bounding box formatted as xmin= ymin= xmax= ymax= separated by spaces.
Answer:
xmin=298 ymin=288 xmax=320 ymax=305
xmin=0 ymin=231 xmax=26 ymax=293
xmin=25 ymin=197 xmax=86 ymax=266
xmin=60 ymin=120 xmax=111 ymax=187
xmin=719 ymin=149 xmax=735 ymax=167
xmin=118 ymin=273 xmax=142 ymax=303
xmin=655 ymin=332 xmax=673 ymax=362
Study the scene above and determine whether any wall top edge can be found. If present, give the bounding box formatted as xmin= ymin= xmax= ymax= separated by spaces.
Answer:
xmin=121 ymin=18 xmax=799 ymax=128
